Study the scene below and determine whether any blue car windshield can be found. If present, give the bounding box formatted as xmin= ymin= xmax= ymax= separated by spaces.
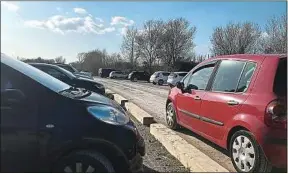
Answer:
xmin=1 ymin=54 xmax=70 ymax=92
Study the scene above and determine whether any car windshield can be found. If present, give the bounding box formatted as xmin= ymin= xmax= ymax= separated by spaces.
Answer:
xmin=274 ymin=58 xmax=287 ymax=96
xmin=1 ymin=54 xmax=70 ymax=92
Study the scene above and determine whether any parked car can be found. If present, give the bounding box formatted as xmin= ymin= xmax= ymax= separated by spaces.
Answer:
xmin=1 ymin=53 xmax=145 ymax=172
xmin=149 ymin=71 xmax=170 ymax=85
xmin=128 ymin=71 xmax=150 ymax=82
xmin=54 ymin=63 xmax=93 ymax=80
xmin=167 ymin=72 xmax=188 ymax=87
xmin=109 ymin=71 xmax=128 ymax=79
xmin=166 ymin=54 xmax=287 ymax=172
xmin=29 ymin=63 xmax=106 ymax=95
xmin=99 ymin=68 xmax=116 ymax=78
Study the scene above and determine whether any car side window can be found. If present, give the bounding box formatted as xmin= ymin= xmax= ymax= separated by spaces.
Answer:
xmin=188 ymin=65 xmax=215 ymax=90
xmin=163 ymin=72 xmax=170 ymax=76
xmin=236 ymin=62 xmax=256 ymax=92
xmin=211 ymin=60 xmax=246 ymax=92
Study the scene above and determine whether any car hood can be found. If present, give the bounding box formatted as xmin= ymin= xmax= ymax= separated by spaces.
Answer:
xmin=80 ymin=91 xmax=124 ymax=112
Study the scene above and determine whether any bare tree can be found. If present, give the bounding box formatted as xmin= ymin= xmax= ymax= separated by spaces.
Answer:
xmin=210 ymin=22 xmax=261 ymax=55
xmin=160 ymin=18 xmax=196 ymax=67
xmin=121 ymin=26 xmax=139 ymax=67
xmin=258 ymin=14 xmax=287 ymax=54
xmin=54 ymin=56 xmax=66 ymax=64
xmin=136 ymin=19 xmax=165 ymax=73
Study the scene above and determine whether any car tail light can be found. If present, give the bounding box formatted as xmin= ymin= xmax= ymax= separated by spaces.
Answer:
xmin=265 ymin=100 xmax=287 ymax=129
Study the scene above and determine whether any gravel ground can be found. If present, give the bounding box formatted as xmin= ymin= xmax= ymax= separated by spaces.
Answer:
xmin=95 ymin=77 xmax=287 ymax=173
xmin=129 ymin=114 xmax=189 ymax=173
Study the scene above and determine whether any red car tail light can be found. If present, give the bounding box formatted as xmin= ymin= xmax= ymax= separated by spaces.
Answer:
xmin=265 ymin=100 xmax=287 ymax=129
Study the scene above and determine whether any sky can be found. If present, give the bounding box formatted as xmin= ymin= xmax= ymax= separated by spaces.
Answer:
xmin=1 ymin=1 xmax=286 ymax=63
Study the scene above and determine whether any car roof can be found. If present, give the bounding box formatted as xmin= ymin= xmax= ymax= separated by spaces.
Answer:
xmin=29 ymin=62 xmax=58 ymax=67
xmin=210 ymin=54 xmax=285 ymax=61
xmin=173 ymin=71 xmax=188 ymax=74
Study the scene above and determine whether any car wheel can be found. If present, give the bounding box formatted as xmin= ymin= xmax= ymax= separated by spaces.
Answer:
xmin=152 ymin=82 xmax=156 ymax=85
xmin=54 ymin=151 xmax=115 ymax=173
xmin=230 ymin=130 xmax=272 ymax=173
xmin=158 ymin=79 xmax=164 ymax=86
xmin=133 ymin=77 xmax=138 ymax=82
xmin=166 ymin=102 xmax=179 ymax=130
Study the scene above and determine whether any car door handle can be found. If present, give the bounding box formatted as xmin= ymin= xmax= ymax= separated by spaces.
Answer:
xmin=227 ymin=100 xmax=239 ymax=105
xmin=194 ymin=96 xmax=201 ymax=100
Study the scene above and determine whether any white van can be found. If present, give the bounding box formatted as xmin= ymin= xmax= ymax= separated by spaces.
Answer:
xmin=149 ymin=71 xmax=170 ymax=85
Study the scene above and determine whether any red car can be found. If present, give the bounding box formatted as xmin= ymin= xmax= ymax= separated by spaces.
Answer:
xmin=166 ymin=54 xmax=287 ymax=172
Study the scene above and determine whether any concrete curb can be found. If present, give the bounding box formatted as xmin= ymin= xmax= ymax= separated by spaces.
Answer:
xmin=107 ymin=89 xmax=155 ymax=126
xmin=150 ymin=123 xmax=229 ymax=173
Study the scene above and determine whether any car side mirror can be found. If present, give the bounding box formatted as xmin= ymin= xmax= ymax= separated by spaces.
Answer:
xmin=185 ymin=84 xmax=198 ymax=93
xmin=1 ymin=89 xmax=26 ymax=105
xmin=176 ymin=82 xmax=185 ymax=91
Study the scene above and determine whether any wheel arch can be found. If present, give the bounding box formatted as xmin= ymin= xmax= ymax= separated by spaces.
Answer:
xmin=49 ymin=138 xmax=130 ymax=172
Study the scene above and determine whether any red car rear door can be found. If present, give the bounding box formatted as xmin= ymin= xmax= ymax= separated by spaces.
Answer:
xmin=199 ymin=60 xmax=257 ymax=142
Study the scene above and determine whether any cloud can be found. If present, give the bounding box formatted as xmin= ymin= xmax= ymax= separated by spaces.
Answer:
xmin=24 ymin=15 xmax=115 ymax=35
xmin=111 ymin=16 xmax=134 ymax=27
xmin=73 ymin=8 xmax=87 ymax=14
xmin=1 ymin=1 xmax=19 ymax=12
xmin=95 ymin=17 xmax=104 ymax=23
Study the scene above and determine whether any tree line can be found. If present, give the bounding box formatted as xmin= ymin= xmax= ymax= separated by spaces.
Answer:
xmin=20 ymin=14 xmax=286 ymax=75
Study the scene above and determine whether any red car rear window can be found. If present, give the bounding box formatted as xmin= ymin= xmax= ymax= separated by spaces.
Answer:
xmin=274 ymin=58 xmax=287 ymax=96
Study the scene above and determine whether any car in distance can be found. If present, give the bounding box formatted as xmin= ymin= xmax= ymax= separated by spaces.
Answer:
xmin=149 ymin=71 xmax=170 ymax=85
xmin=166 ymin=54 xmax=287 ymax=172
xmin=29 ymin=63 xmax=106 ymax=95
xmin=109 ymin=71 xmax=128 ymax=79
xmin=167 ymin=72 xmax=188 ymax=87
xmin=1 ymin=53 xmax=145 ymax=172
xmin=54 ymin=63 xmax=93 ymax=80
xmin=99 ymin=68 xmax=116 ymax=78
xmin=128 ymin=71 xmax=150 ymax=82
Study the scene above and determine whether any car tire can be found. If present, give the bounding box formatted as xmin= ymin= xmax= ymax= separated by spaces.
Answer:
xmin=158 ymin=79 xmax=164 ymax=86
xmin=152 ymin=82 xmax=156 ymax=85
xmin=133 ymin=77 xmax=138 ymax=82
xmin=230 ymin=130 xmax=272 ymax=173
xmin=54 ymin=150 xmax=115 ymax=173
xmin=166 ymin=102 xmax=179 ymax=130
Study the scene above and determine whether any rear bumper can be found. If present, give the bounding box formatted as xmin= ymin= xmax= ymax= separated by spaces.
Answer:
xmin=262 ymin=137 xmax=287 ymax=168
xmin=260 ymin=129 xmax=287 ymax=168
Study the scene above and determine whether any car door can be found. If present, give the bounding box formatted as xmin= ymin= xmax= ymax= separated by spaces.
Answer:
xmin=175 ymin=61 xmax=217 ymax=131
xmin=1 ymin=63 xmax=40 ymax=172
xmin=199 ymin=60 xmax=257 ymax=141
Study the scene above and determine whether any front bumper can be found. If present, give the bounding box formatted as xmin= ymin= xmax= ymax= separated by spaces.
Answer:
xmin=130 ymin=136 xmax=145 ymax=172
xmin=129 ymin=153 xmax=143 ymax=172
